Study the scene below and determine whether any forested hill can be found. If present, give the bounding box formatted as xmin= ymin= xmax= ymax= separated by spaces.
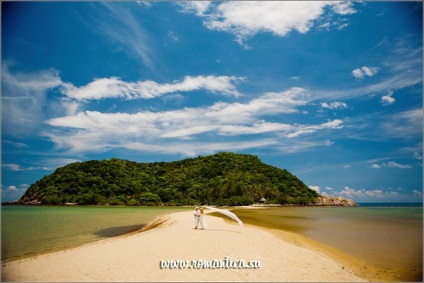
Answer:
xmin=17 ymin=152 xmax=320 ymax=206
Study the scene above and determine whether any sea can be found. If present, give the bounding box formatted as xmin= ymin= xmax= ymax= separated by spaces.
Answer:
xmin=1 ymin=206 xmax=190 ymax=262
xmin=1 ymin=203 xmax=422 ymax=281
xmin=230 ymin=202 xmax=423 ymax=282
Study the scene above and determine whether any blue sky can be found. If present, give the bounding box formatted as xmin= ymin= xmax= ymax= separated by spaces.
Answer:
xmin=1 ymin=1 xmax=422 ymax=203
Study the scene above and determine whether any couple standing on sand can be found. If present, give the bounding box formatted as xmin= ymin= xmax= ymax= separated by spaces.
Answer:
xmin=193 ymin=206 xmax=208 ymax=230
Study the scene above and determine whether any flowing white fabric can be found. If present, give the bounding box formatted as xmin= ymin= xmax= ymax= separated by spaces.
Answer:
xmin=200 ymin=214 xmax=208 ymax=230
xmin=205 ymin=206 xmax=243 ymax=228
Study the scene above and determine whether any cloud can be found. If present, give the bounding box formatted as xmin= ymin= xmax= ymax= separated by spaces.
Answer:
xmin=181 ymin=1 xmax=357 ymax=46
xmin=309 ymin=185 xmax=320 ymax=193
xmin=178 ymin=1 xmax=212 ymax=16
xmin=125 ymin=139 xmax=277 ymax=157
xmin=2 ymin=164 xmax=23 ymax=171
xmin=2 ymin=140 xmax=28 ymax=148
xmin=7 ymin=185 xmax=18 ymax=191
xmin=334 ymin=186 xmax=399 ymax=198
xmin=371 ymin=161 xmax=413 ymax=169
xmin=383 ymin=108 xmax=423 ymax=140
xmin=352 ymin=66 xmax=380 ymax=78
xmin=1 ymin=63 xmax=63 ymax=136
xmin=45 ymin=87 xmax=342 ymax=155
xmin=1 ymin=184 xmax=29 ymax=202
xmin=381 ymin=90 xmax=395 ymax=105
xmin=93 ymin=2 xmax=153 ymax=67
xmin=382 ymin=161 xmax=413 ymax=169
xmin=321 ymin=101 xmax=347 ymax=110
xmin=167 ymin=31 xmax=178 ymax=42
xmin=331 ymin=1 xmax=357 ymax=15
xmin=277 ymin=139 xmax=334 ymax=154
xmin=338 ymin=186 xmax=366 ymax=197
xmin=413 ymin=152 xmax=422 ymax=160
xmin=61 ymin=75 xmax=245 ymax=101
xmin=287 ymin=119 xmax=343 ymax=138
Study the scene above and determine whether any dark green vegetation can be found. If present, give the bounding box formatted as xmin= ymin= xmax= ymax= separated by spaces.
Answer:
xmin=17 ymin=152 xmax=319 ymax=206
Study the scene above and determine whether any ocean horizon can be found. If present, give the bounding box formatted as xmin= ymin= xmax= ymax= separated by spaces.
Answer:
xmin=357 ymin=202 xmax=423 ymax=207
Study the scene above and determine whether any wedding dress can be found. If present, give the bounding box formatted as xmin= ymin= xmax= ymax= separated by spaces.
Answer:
xmin=200 ymin=214 xmax=208 ymax=230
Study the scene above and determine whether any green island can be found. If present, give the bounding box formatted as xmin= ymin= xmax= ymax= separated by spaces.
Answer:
xmin=15 ymin=152 xmax=350 ymax=206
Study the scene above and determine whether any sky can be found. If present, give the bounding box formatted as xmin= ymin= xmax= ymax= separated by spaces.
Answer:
xmin=1 ymin=1 xmax=423 ymax=203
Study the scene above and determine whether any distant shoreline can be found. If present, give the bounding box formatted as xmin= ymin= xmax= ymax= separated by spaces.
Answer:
xmin=3 ymin=201 xmax=423 ymax=207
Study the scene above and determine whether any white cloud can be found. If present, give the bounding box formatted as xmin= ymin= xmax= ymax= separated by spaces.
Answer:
xmin=277 ymin=139 xmax=334 ymax=153
xmin=336 ymin=23 xmax=349 ymax=30
xmin=178 ymin=1 xmax=212 ymax=16
xmin=167 ymin=31 xmax=178 ymax=42
xmin=1 ymin=184 xmax=29 ymax=202
xmin=343 ymin=164 xmax=351 ymax=169
xmin=309 ymin=185 xmax=320 ymax=193
xmin=287 ymin=119 xmax=343 ymax=138
xmin=352 ymin=66 xmax=380 ymax=78
xmin=338 ymin=186 xmax=365 ymax=197
xmin=7 ymin=185 xmax=18 ymax=191
xmin=371 ymin=161 xmax=412 ymax=169
xmin=125 ymin=139 xmax=277 ymax=157
xmin=331 ymin=1 xmax=357 ymax=15
xmin=45 ymin=87 xmax=342 ymax=155
xmin=2 ymin=140 xmax=28 ymax=148
xmin=352 ymin=68 xmax=364 ymax=79
xmin=94 ymin=3 xmax=153 ymax=67
xmin=321 ymin=101 xmax=347 ymax=110
xmin=2 ymin=164 xmax=23 ymax=171
xmin=413 ymin=152 xmax=422 ymax=160
xmin=383 ymin=108 xmax=423 ymax=139
xmin=318 ymin=22 xmax=331 ymax=30
xmin=334 ymin=186 xmax=399 ymax=199
xmin=181 ymin=1 xmax=356 ymax=46
xmin=361 ymin=66 xmax=379 ymax=76
xmin=381 ymin=90 xmax=395 ymax=105
xmin=382 ymin=161 xmax=412 ymax=169
xmin=61 ymin=75 xmax=245 ymax=101
xmin=1 ymin=63 xmax=63 ymax=136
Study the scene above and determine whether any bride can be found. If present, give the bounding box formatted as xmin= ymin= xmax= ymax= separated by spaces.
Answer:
xmin=199 ymin=207 xmax=208 ymax=230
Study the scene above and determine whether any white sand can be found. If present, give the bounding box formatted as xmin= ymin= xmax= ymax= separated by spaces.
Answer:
xmin=2 ymin=211 xmax=366 ymax=282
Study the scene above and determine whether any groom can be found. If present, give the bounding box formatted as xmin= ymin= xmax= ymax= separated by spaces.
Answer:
xmin=193 ymin=207 xmax=201 ymax=229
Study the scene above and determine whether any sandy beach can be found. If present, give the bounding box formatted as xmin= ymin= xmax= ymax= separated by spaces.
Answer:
xmin=2 ymin=210 xmax=366 ymax=282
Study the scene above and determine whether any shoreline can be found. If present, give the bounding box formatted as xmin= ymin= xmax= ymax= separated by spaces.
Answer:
xmin=2 ymin=210 xmax=367 ymax=282
xmin=260 ymin=226 xmax=398 ymax=282
xmin=212 ymin=212 xmax=396 ymax=282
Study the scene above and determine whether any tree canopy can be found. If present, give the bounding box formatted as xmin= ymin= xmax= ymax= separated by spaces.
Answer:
xmin=17 ymin=152 xmax=320 ymax=206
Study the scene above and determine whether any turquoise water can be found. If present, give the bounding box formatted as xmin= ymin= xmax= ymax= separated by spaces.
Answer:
xmin=230 ymin=205 xmax=423 ymax=281
xmin=1 ymin=205 xmax=190 ymax=261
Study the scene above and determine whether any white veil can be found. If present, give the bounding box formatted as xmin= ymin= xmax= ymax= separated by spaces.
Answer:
xmin=204 ymin=206 xmax=243 ymax=228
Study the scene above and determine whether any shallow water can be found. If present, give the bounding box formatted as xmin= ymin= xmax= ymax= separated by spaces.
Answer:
xmin=1 ymin=205 xmax=190 ymax=261
xmin=230 ymin=205 xmax=423 ymax=282
xmin=2 ymin=204 xmax=422 ymax=281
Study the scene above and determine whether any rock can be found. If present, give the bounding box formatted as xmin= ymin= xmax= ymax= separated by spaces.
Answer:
xmin=315 ymin=195 xmax=357 ymax=206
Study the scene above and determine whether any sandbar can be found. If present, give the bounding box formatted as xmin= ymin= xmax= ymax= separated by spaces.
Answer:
xmin=2 ymin=211 xmax=366 ymax=282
